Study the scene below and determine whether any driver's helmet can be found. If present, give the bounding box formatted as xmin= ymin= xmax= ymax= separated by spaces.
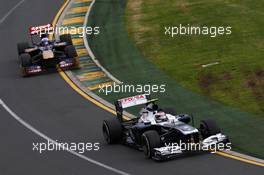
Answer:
xmin=41 ymin=38 xmax=49 ymax=46
xmin=155 ymin=111 xmax=167 ymax=120
xmin=40 ymin=34 xmax=49 ymax=46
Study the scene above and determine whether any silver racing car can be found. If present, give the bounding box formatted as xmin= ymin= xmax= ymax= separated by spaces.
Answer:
xmin=102 ymin=94 xmax=231 ymax=160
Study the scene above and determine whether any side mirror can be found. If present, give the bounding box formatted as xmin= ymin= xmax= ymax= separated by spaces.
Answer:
xmin=178 ymin=114 xmax=191 ymax=124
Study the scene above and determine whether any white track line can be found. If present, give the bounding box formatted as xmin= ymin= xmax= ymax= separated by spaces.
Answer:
xmin=0 ymin=0 xmax=26 ymax=24
xmin=0 ymin=99 xmax=130 ymax=175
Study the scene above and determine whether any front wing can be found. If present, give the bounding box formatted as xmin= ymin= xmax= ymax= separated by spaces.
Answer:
xmin=152 ymin=133 xmax=230 ymax=160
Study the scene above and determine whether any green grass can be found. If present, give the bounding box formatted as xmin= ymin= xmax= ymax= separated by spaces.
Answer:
xmin=87 ymin=0 xmax=264 ymax=158
xmin=125 ymin=0 xmax=264 ymax=115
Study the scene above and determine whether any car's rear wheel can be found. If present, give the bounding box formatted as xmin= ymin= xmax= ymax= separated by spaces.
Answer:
xmin=20 ymin=53 xmax=32 ymax=77
xmin=102 ymin=118 xmax=122 ymax=144
xmin=65 ymin=45 xmax=78 ymax=58
xmin=20 ymin=53 xmax=32 ymax=67
xmin=21 ymin=67 xmax=29 ymax=77
xmin=142 ymin=130 xmax=161 ymax=159
xmin=60 ymin=34 xmax=73 ymax=45
xmin=200 ymin=119 xmax=221 ymax=139
xmin=17 ymin=42 xmax=29 ymax=55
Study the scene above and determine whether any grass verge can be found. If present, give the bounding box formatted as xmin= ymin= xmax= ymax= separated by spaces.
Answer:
xmin=125 ymin=0 xmax=264 ymax=116
xmin=87 ymin=0 xmax=264 ymax=159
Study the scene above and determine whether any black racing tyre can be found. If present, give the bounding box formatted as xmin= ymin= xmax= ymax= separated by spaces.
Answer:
xmin=102 ymin=118 xmax=122 ymax=144
xmin=21 ymin=67 xmax=29 ymax=77
xmin=20 ymin=53 xmax=32 ymax=67
xmin=60 ymin=34 xmax=73 ymax=45
xmin=142 ymin=130 xmax=161 ymax=159
xmin=200 ymin=119 xmax=221 ymax=139
xmin=65 ymin=45 xmax=78 ymax=58
xmin=17 ymin=42 xmax=29 ymax=55
xmin=163 ymin=107 xmax=177 ymax=115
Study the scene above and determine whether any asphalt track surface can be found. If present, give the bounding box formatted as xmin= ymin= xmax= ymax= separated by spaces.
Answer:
xmin=0 ymin=0 xmax=263 ymax=174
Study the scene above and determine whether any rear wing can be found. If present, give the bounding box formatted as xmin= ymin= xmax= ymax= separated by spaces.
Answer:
xmin=29 ymin=24 xmax=53 ymax=35
xmin=114 ymin=94 xmax=158 ymax=122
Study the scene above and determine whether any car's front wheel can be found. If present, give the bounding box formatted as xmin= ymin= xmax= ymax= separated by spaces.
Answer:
xmin=200 ymin=119 xmax=221 ymax=139
xmin=142 ymin=130 xmax=161 ymax=159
